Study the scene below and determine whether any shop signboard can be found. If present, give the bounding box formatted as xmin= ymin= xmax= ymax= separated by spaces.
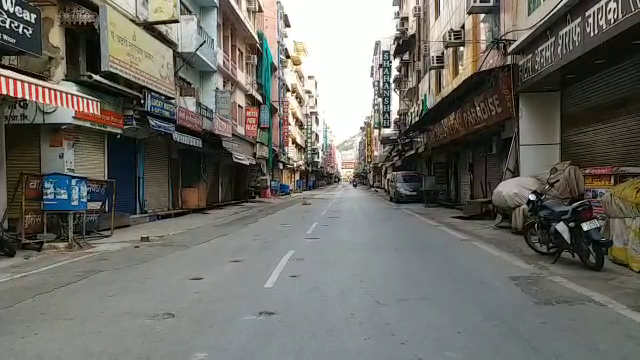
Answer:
xmin=144 ymin=91 xmax=176 ymax=120
xmin=0 ymin=0 xmax=42 ymax=56
xmin=256 ymin=143 xmax=269 ymax=159
xmin=381 ymin=50 xmax=392 ymax=128
xmin=259 ymin=104 xmax=269 ymax=129
xmin=99 ymin=4 xmax=175 ymax=97
xmin=172 ymin=131 xmax=202 ymax=148
xmin=366 ymin=125 xmax=373 ymax=163
xmin=426 ymin=70 xmax=514 ymax=147
xmin=177 ymin=106 xmax=203 ymax=132
xmin=518 ymin=0 xmax=640 ymax=88
xmin=148 ymin=117 xmax=175 ymax=134
xmin=216 ymin=90 xmax=231 ymax=119
xmin=213 ymin=115 xmax=232 ymax=138
xmin=74 ymin=109 xmax=124 ymax=129
xmin=245 ymin=106 xmax=259 ymax=138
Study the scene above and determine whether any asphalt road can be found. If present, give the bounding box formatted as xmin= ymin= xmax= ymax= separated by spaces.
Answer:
xmin=1 ymin=185 xmax=640 ymax=360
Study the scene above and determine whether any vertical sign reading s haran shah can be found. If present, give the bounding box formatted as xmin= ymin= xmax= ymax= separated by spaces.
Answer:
xmin=381 ymin=50 xmax=391 ymax=129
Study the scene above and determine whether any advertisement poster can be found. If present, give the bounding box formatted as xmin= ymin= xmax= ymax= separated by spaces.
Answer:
xmin=99 ymin=4 xmax=175 ymax=97
xmin=245 ymin=106 xmax=259 ymax=138
xmin=216 ymin=90 xmax=232 ymax=119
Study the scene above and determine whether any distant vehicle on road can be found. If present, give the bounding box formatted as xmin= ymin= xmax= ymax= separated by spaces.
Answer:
xmin=388 ymin=171 xmax=422 ymax=203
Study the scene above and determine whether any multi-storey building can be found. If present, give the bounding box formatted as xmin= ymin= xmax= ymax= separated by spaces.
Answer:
xmin=0 ymin=0 xmax=289 ymax=238
xmin=390 ymin=0 xmax=515 ymax=206
xmin=284 ymin=36 xmax=308 ymax=190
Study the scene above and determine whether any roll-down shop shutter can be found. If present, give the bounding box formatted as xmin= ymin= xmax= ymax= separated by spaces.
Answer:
xmin=107 ymin=135 xmax=137 ymax=214
xmin=144 ymin=136 xmax=170 ymax=212
xmin=562 ymin=53 xmax=640 ymax=168
xmin=458 ymin=150 xmax=471 ymax=204
xmin=473 ymin=148 xmax=487 ymax=199
xmin=67 ymin=128 xmax=106 ymax=180
xmin=5 ymin=126 xmax=40 ymax=219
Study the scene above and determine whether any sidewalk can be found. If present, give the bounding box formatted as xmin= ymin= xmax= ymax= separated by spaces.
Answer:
xmin=370 ymin=189 xmax=640 ymax=312
xmin=0 ymin=189 xmax=319 ymax=281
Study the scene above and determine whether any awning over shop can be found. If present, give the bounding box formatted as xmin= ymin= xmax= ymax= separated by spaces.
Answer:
xmin=231 ymin=152 xmax=256 ymax=166
xmin=0 ymin=68 xmax=100 ymax=115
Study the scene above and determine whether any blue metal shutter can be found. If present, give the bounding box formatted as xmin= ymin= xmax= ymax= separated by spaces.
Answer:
xmin=108 ymin=135 xmax=137 ymax=214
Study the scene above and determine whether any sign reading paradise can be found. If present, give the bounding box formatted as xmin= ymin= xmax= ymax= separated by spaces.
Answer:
xmin=381 ymin=50 xmax=392 ymax=128
xmin=99 ymin=4 xmax=175 ymax=97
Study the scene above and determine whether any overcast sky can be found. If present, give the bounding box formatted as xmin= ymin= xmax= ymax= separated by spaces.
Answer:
xmin=281 ymin=0 xmax=396 ymax=142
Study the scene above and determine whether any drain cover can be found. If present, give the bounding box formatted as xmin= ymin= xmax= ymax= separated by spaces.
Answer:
xmin=243 ymin=310 xmax=279 ymax=320
xmin=148 ymin=312 xmax=176 ymax=321
xmin=290 ymin=257 xmax=305 ymax=261
xmin=229 ymin=259 xmax=244 ymax=263
xmin=189 ymin=277 xmax=204 ymax=281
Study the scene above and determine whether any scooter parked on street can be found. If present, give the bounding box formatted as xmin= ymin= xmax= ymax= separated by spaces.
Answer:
xmin=524 ymin=167 xmax=613 ymax=271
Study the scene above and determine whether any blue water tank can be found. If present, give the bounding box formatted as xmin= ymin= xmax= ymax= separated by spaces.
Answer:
xmin=42 ymin=173 xmax=89 ymax=211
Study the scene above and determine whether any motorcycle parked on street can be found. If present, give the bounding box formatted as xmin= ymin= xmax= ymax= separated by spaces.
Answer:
xmin=523 ymin=167 xmax=613 ymax=271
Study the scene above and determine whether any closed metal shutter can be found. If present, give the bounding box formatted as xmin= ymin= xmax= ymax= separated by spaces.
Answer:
xmin=67 ymin=128 xmax=105 ymax=180
xmin=563 ymin=53 xmax=640 ymax=116
xmin=562 ymin=104 xmax=640 ymax=167
xmin=562 ymin=52 xmax=640 ymax=168
xmin=5 ymin=126 xmax=40 ymax=219
xmin=144 ymin=136 xmax=170 ymax=212
xmin=107 ymin=135 xmax=137 ymax=214
xmin=486 ymin=152 xmax=504 ymax=196
xmin=458 ymin=150 xmax=471 ymax=204
xmin=473 ymin=148 xmax=487 ymax=199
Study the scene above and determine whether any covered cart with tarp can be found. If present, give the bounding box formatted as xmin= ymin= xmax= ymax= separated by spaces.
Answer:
xmin=601 ymin=179 xmax=640 ymax=272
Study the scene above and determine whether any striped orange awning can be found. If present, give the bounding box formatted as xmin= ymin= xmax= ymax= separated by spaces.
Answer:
xmin=0 ymin=68 xmax=100 ymax=115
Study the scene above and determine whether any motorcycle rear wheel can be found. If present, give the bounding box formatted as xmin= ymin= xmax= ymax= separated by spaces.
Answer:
xmin=1 ymin=239 xmax=16 ymax=258
xmin=577 ymin=240 xmax=605 ymax=271
xmin=523 ymin=221 xmax=558 ymax=256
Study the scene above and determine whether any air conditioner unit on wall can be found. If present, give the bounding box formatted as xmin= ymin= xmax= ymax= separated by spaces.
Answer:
xmin=247 ymin=0 xmax=258 ymax=12
xmin=421 ymin=42 xmax=430 ymax=56
xmin=413 ymin=6 xmax=422 ymax=17
xmin=394 ymin=10 xmax=400 ymax=19
xmin=246 ymin=54 xmax=257 ymax=65
xmin=467 ymin=0 xmax=498 ymax=15
xmin=443 ymin=29 xmax=465 ymax=48
xmin=428 ymin=53 xmax=445 ymax=70
xmin=396 ymin=20 xmax=408 ymax=31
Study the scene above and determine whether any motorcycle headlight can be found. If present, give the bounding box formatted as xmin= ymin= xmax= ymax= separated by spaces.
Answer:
xmin=528 ymin=193 xmax=537 ymax=201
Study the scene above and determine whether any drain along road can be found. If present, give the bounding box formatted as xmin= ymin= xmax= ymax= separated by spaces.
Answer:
xmin=1 ymin=185 xmax=640 ymax=360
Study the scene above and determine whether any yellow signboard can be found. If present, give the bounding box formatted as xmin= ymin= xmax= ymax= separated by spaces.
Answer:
xmin=99 ymin=4 xmax=176 ymax=97
xmin=366 ymin=125 xmax=373 ymax=164
xmin=149 ymin=0 xmax=179 ymax=23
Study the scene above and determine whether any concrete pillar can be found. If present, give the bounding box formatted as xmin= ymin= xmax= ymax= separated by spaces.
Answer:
xmin=0 ymin=105 xmax=7 ymax=228
xmin=518 ymin=92 xmax=561 ymax=177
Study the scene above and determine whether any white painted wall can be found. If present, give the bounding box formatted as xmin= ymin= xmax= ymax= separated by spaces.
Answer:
xmin=518 ymin=92 xmax=561 ymax=177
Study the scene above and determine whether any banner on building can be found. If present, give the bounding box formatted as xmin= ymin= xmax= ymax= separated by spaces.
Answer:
xmin=144 ymin=91 xmax=176 ymax=120
xmin=74 ymin=109 xmax=124 ymax=129
xmin=177 ymin=106 xmax=203 ymax=132
xmin=172 ymin=131 xmax=202 ymax=148
xmin=136 ymin=0 xmax=180 ymax=24
xmin=216 ymin=90 xmax=232 ymax=119
xmin=0 ymin=0 xmax=42 ymax=56
xmin=213 ymin=115 xmax=233 ymax=138
xmin=245 ymin=106 xmax=259 ymax=138
xmin=148 ymin=117 xmax=175 ymax=134
xmin=366 ymin=125 xmax=373 ymax=163
xmin=381 ymin=50 xmax=392 ymax=128
xmin=259 ymin=104 xmax=269 ymax=129
xmin=99 ymin=4 xmax=175 ymax=97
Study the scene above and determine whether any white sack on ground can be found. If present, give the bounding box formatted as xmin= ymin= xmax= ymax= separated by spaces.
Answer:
xmin=492 ymin=177 xmax=543 ymax=210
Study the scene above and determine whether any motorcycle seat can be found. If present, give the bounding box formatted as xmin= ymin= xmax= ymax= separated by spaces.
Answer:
xmin=542 ymin=200 xmax=571 ymax=218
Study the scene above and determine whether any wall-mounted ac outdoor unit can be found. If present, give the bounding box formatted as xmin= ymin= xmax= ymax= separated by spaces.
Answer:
xmin=443 ymin=29 xmax=465 ymax=48
xmin=413 ymin=6 xmax=422 ymax=17
xmin=247 ymin=0 xmax=258 ymax=12
xmin=428 ymin=53 xmax=445 ymax=71
xmin=421 ymin=41 xmax=430 ymax=56
xmin=467 ymin=0 xmax=498 ymax=14
xmin=246 ymin=54 xmax=258 ymax=65
xmin=396 ymin=20 xmax=408 ymax=31
xmin=394 ymin=10 xmax=400 ymax=19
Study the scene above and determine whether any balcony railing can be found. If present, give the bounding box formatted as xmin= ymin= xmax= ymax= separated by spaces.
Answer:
xmin=179 ymin=15 xmax=217 ymax=72
xmin=197 ymin=101 xmax=215 ymax=120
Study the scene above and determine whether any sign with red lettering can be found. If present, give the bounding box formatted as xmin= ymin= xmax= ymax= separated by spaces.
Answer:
xmin=245 ymin=106 xmax=259 ymax=138
xmin=177 ymin=107 xmax=203 ymax=132
xmin=74 ymin=109 xmax=124 ymax=128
